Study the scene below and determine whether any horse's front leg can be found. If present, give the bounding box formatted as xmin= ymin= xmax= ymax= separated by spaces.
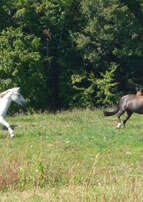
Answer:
xmin=117 ymin=110 xmax=125 ymax=128
xmin=0 ymin=116 xmax=14 ymax=138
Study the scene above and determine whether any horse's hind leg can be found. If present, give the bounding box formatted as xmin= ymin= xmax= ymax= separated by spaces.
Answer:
xmin=0 ymin=116 xmax=14 ymax=138
xmin=116 ymin=110 xmax=125 ymax=128
xmin=123 ymin=111 xmax=133 ymax=127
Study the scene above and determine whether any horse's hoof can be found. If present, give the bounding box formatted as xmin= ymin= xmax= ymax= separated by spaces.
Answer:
xmin=116 ymin=123 xmax=122 ymax=129
xmin=10 ymin=134 xmax=15 ymax=138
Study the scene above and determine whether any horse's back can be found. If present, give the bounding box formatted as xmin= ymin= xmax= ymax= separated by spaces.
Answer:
xmin=120 ymin=95 xmax=143 ymax=113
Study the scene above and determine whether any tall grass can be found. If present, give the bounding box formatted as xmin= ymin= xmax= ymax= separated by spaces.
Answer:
xmin=0 ymin=109 xmax=143 ymax=201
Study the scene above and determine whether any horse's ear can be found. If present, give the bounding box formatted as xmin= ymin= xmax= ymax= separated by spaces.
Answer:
xmin=136 ymin=87 xmax=139 ymax=92
xmin=15 ymin=87 xmax=20 ymax=92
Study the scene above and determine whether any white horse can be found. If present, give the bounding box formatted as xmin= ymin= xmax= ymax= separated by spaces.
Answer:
xmin=0 ymin=87 xmax=26 ymax=138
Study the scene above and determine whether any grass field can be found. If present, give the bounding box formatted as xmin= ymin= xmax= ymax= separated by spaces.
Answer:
xmin=0 ymin=109 xmax=143 ymax=201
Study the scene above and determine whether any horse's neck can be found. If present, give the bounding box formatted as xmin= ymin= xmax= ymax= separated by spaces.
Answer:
xmin=0 ymin=93 xmax=12 ymax=116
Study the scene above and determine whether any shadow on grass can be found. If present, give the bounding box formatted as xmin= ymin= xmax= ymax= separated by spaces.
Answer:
xmin=0 ymin=125 xmax=17 ymax=131
xmin=0 ymin=133 xmax=23 ymax=139
xmin=0 ymin=124 xmax=23 ymax=139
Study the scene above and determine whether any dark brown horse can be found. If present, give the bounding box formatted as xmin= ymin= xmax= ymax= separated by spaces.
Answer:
xmin=104 ymin=88 xmax=143 ymax=128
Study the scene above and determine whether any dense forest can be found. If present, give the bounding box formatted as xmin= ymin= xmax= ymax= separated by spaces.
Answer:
xmin=0 ymin=0 xmax=143 ymax=111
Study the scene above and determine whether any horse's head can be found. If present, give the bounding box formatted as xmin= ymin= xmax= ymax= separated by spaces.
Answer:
xmin=136 ymin=87 xmax=143 ymax=96
xmin=10 ymin=87 xmax=26 ymax=105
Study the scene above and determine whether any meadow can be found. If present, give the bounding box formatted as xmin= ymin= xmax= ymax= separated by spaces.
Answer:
xmin=0 ymin=109 xmax=143 ymax=201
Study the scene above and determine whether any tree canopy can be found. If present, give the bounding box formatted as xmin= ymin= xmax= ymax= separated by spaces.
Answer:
xmin=0 ymin=0 xmax=143 ymax=111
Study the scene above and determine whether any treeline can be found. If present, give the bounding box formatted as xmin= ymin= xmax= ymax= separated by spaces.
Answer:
xmin=0 ymin=0 xmax=143 ymax=111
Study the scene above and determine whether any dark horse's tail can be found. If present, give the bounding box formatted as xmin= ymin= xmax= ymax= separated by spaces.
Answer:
xmin=104 ymin=105 xmax=119 ymax=116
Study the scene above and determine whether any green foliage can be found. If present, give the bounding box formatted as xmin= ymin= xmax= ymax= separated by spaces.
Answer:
xmin=93 ymin=63 xmax=119 ymax=105
xmin=73 ymin=0 xmax=143 ymax=107
xmin=0 ymin=0 xmax=13 ymax=30
xmin=0 ymin=27 xmax=47 ymax=110
xmin=72 ymin=63 xmax=118 ymax=107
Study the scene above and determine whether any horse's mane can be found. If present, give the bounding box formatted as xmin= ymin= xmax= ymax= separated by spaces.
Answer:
xmin=0 ymin=89 xmax=11 ymax=98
